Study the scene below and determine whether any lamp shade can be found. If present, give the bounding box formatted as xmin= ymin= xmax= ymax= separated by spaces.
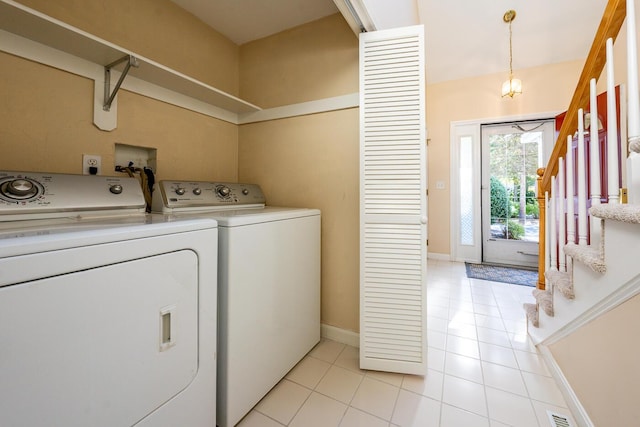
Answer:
xmin=501 ymin=78 xmax=522 ymax=98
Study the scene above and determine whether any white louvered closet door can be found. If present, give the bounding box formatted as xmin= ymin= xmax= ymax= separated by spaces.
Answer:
xmin=359 ymin=25 xmax=427 ymax=375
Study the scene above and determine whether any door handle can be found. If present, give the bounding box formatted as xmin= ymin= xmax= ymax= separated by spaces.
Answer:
xmin=517 ymin=251 xmax=538 ymax=256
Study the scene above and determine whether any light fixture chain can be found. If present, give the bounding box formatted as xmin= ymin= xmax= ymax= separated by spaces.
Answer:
xmin=509 ymin=18 xmax=513 ymax=77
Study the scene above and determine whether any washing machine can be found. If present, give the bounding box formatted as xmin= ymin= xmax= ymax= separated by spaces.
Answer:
xmin=0 ymin=170 xmax=218 ymax=427
xmin=152 ymin=180 xmax=321 ymax=427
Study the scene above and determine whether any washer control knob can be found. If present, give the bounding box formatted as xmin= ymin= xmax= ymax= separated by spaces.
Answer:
xmin=242 ymin=189 xmax=249 ymax=195
xmin=217 ymin=186 xmax=231 ymax=198
xmin=6 ymin=179 xmax=36 ymax=197
xmin=175 ymin=187 xmax=186 ymax=196
xmin=109 ymin=184 xmax=123 ymax=194
xmin=193 ymin=188 xmax=202 ymax=195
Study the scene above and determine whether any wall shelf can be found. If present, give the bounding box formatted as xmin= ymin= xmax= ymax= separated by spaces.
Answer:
xmin=0 ymin=0 xmax=261 ymax=127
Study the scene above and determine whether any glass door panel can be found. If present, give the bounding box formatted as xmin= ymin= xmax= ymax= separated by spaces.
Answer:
xmin=481 ymin=121 xmax=553 ymax=268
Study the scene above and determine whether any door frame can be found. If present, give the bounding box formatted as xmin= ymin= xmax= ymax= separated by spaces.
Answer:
xmin=449 ymin=112 xmax=559 ymax=263
xmin=480 ymin=120 xmax=554 ymax=268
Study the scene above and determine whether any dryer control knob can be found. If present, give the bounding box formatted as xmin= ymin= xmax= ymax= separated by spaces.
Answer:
xmin=217 ymin=186 xmax=231 ymax=198
xmin=6 ymin=179 xmax=36 ymax=197
xmin=193 ymin=188 xmax=202 ymax=195
xmin=242 ymin=189 xmax=249 ymax=195
xmin=109 ymin=184 xmax=123 ymax=194
xmin=175 ymin=187 xmax=186 ymax=196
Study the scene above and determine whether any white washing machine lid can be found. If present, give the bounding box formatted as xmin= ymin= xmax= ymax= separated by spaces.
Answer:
xmin=165 ymin=206 xmax=320 ymax=227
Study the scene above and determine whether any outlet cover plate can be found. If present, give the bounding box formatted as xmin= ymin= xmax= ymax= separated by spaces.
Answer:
xmin=82 ymin=154 xmax=102 ymax=175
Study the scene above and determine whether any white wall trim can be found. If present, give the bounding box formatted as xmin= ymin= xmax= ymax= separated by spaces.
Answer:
xmin=450 ymin=111 xmax=563 ymax=128
xmin=538 ymin=345 xmax=594 ymax=427
xmin=238 ymin=93 xmax=359 ymax=124
xmin=541 ymin=271 xmax=640 ymax=346
xmin=427 ymin=252 xmax=450 ymax=261
xmin=321 ymin=324 xmax=360 ymax=348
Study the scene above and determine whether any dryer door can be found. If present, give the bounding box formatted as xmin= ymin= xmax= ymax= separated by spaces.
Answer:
xmin=0 ymin=250 xmax=198 ymax=427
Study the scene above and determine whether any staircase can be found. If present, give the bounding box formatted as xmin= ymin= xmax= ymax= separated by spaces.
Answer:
xmin=524 ymin=0 xmax=640 ymax=341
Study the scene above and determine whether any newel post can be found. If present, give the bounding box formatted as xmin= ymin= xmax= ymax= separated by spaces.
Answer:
xmin=537 ymin=167 xmax=546 ymax=290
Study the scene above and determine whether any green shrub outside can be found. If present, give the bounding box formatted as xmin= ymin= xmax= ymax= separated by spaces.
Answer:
xmin=490 ymin=176 xmax=510 ymax=221
xmin=504 ymin=219 xmax=525 ymax=240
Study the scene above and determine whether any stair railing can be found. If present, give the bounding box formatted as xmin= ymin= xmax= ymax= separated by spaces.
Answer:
xmin=537 ymin=0 xmax=627 ymax=289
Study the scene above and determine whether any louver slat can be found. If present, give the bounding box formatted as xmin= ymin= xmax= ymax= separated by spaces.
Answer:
xmin=360 ymin=26 xmax=427 ymax=375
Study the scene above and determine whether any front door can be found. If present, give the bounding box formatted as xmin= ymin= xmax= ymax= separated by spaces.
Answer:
xmin=481 ymin=120 xmax=554 ymax=268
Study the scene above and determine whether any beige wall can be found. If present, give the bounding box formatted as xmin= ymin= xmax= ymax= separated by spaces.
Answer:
xmin=425 ymin=60 xmax=584 ymax=255
xmin=238 ymin=14 xmax=360 ymax=332
xmin=239 ymin=13 xmax=358 ymax=108
xmin=239 ymin=111 xmax=360 ymax=331
xmin=2 ymin=0 xmax=239 ymax=181
xmin=549 ymin=294 xmax=640 ymax=426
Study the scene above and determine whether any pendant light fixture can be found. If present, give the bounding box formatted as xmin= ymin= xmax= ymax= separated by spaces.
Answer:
xmin=501 ymin=10 xmax=522 ymax=98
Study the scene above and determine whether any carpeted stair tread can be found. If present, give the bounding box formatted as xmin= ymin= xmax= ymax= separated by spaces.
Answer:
xmin=564 ymin=242 xmax=606 ymax=273
xmin=545 ymin=269 xmax=574 ymax=299
xmin=590 ymin=204 xmax=640 ymax=224
xmin=532 ymin=289 xmax=553 ymax=316
xmin=523 ymin=303 xmax=538 ymax=328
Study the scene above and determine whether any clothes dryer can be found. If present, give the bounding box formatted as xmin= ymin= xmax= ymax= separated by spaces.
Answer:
xmin=0 ymin=171 xmax=217 ymax=427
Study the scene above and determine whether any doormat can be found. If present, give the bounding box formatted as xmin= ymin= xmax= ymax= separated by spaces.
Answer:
xmin=464 ymin=262 xmax=537 ymax=287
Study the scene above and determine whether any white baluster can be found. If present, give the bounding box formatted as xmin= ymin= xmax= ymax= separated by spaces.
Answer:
xmin=606 ymin=38 xmax=620 ymax=203
xmin=577 ymin=109 xmax=588 ymax=245
xmin=545 ymin=191 xmax=550 ymax=273
xmin=558 ymin=158 xmax=566 ymax=271
xmin=627 ymin=0 xmax=640 ymax=203
xmin=566 ymin=136 xmax=575 ymax=244
xmin=628 ymin=0 xmax=640 ymax=139
xmin=590 ymin=78 xmax=602 ymax=247
xmin=550 ymin=176 xmax=557 ymax=270
xmin=589 ymin=79 xmax=602 ymax=204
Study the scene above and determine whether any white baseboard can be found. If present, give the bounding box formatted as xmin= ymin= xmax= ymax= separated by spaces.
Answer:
xmin=321 ymin=324 xmax=360 ymax=348
xmin=427 ymin=252 xmax=450 ymax=261
xmin=538 ymin=345 xmax=593 ymax=427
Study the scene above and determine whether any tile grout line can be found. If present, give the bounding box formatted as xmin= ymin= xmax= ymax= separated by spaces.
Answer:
xmin=333 ymin=345 xmax=364 ymax=427
xmin=494 ymin=278 xmax=545 ymax=427
xmin=315 ymin=341 xmax=394 ymax=426
xmin=313 ymin=344 xmax=350 ymax=427
xmin=472 ymin=275 xmax=493 ymax=425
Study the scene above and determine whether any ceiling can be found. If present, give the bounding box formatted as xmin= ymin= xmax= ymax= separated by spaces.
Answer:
xmin=170 ymin=0 xmax=611 ymax=84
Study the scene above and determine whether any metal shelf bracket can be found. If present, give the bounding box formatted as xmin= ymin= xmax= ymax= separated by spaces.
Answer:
xmin=103 ymin=55 xmax=139 ymax=111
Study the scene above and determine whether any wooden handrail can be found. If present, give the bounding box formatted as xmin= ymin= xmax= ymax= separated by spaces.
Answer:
xmin=536 ymin=167 xmax=546 ymax=288
xmin=540 ymin=0 xmax=626 ymax=193
xmin=537 ymin=0 xmax=625 ymax=289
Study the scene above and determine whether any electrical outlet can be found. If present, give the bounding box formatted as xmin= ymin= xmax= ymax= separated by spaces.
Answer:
xmin=82 ymin=154 xmax=102 ymax=175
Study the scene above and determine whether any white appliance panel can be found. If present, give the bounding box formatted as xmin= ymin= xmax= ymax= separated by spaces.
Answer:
xmin=209 ymin=206 xmax=320 ymax=227
xmin=0 ymin=250 xmax=198 ymax=427
xmin=0 ymin=217 xmax=218 ymax=427
xmin=0 ymin=170 xmax=145 ymax=220
xmin=217 ymin=213 xmax=321 ymax=427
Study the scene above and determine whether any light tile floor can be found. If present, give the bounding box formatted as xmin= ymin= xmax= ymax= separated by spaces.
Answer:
xmin=237 ymin=260 xmax=577 ymax=427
